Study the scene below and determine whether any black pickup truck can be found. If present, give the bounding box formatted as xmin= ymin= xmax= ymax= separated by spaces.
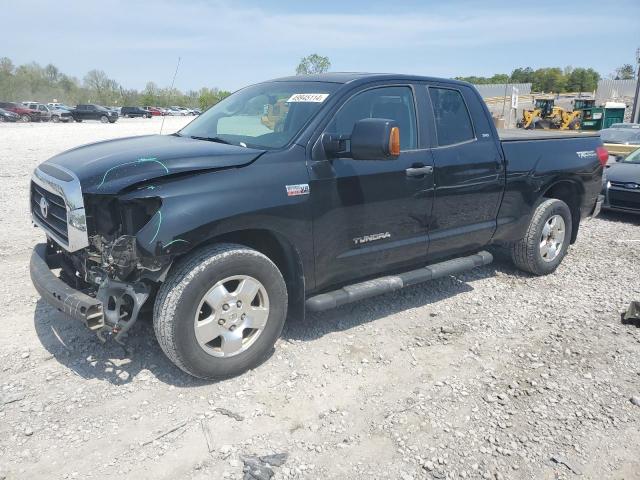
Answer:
xmin=30 ymin=73 xmax=606 ymax=379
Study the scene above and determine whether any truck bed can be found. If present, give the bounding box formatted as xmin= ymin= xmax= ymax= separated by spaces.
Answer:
xmin=498 ymin=129 xmax=600 ymax=141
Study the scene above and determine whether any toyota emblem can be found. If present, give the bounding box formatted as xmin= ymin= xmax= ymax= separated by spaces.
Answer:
xmin=39 ymin=196 xmax=49 ymax=218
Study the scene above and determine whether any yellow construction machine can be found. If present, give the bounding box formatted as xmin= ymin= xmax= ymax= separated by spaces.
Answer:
xmin=518 ymin=97 xmax=582 ymax=130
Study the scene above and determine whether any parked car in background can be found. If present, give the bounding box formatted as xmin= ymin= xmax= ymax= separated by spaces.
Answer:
xmin=600 ymin=125 xmax=640 ymax=145
xmin=70 ymin=104 xmax=119 ymax=123
xmin=193 ymin=108 xmax=202 ymax=115
xmin=144 ymin=106 xmax=164 ymax=116
xmin=0 ymin=107 xmax=20 ymax=122
xmin=48 ymin=106 xmax=73 ymax=123
xmin=22 ymin=103 xmax=52 ymax=122
xmin=603 ymin=147 xmax=640 ymax=214
xmin=0 ymin=102 xmax=41 ymax=122
xmin=22 ymin=103 xmax=58 ymax=122
xmin=609 ymin=123 xmax=640 ymax=130
xmin=164 ymin=107 xmax=183 ymax=116
xmin=121 ymin=106 xmax=152 ymax=118
xmin=48 ymin=102 xmax=74 ymax=111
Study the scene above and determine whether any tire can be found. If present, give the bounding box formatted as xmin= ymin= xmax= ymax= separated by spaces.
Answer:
xmin=154 ymin=243 xmax=288 ymax=379
xmin=510 ymin=198 xmax=572 ymax=276
xmin=51 ymin=115 xmax=60 ymax=123
xmin=20 ymin=114 xmax=30 ymax=122
xmin=0 ymin=116 xmax=5 ymax=122
xmin=100 ymin=115 xmax=109 ymax=123
xmin=75 ymin=118 xmax=82 ymax=123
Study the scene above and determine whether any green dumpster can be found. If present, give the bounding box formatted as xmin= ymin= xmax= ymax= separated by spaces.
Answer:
xmin=580 ymin=102 xmax=627 ymax=130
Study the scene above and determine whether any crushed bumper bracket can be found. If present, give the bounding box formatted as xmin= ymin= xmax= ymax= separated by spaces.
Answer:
xmin=30 ymin=243 xmax=104 ymax=329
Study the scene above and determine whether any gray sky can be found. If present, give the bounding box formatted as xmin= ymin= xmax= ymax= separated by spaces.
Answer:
xmin=5 ymin=0 xmax=640 ymax=92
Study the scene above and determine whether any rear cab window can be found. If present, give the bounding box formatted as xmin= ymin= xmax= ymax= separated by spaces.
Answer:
xmin=428 ymin=87 xmax=475 ymax=146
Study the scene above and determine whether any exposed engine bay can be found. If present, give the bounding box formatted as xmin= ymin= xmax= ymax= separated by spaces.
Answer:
xmin=50 ymin=193 xmax=173 ymax=343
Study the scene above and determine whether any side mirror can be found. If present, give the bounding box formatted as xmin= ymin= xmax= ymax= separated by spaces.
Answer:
xmin=321 ymin=118 xmax=401 ymax=160
xmin=350 ymin=118 xmax=400 ymax=160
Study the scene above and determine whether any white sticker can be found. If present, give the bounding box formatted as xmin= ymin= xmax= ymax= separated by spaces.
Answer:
xmin=286 ymin=184 xmax=310 ymax=196
xmin=287 ymin=93 xmax=329 ymax=103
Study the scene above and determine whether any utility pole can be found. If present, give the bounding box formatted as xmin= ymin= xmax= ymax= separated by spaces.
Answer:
xmin=632 ymin=47 xmax=640 ymax=123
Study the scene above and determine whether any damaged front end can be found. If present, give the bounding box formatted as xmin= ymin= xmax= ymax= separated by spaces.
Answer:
xmin=31 ymin=164 xmax=174 ymax=343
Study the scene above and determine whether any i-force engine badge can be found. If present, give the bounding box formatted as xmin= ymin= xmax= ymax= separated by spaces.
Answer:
xmin=286 ymin=184 xmax=310 ymax=196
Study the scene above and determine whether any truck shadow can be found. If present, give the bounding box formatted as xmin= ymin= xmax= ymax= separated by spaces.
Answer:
xmin=283 ymin=263 xmax=499 ymax=342
xmin=33 ymin=263 xmax=500 ymax=386
xmin=33 ymin=299 xmax=208 ymax=388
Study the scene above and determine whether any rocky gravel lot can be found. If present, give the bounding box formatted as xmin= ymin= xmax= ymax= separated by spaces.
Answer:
xmin=1 ymin=118 xmax=639 ymax=480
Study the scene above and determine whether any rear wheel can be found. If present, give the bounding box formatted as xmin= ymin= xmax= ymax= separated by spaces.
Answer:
xmin=510 ymin=198 xmax=572 ymax=275
xmin=154 ymin=244 xmax=287 ymax=379
xmin=100 ymin=115 xmax=109 ymax=123
xmin=51 ymin=115 xmax=60 ymax=123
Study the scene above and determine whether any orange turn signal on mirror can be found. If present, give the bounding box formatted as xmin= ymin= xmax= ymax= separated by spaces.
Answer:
xmin=389 ymin=127 xmax=400 ymax=156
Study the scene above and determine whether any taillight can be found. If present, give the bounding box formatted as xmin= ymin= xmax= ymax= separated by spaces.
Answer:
xmin=596 ymin=146 xmax=608 ymax=166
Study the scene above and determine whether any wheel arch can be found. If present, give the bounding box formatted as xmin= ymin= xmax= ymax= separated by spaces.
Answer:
xmin=541 ymin=179 xmax=583 ymax=244
xmin=173 ymin=228 xmax=306 ymax=323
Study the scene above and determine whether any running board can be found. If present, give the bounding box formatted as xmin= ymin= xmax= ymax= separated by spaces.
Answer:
xmin=306 ymin=251 xmax=493 ymax=312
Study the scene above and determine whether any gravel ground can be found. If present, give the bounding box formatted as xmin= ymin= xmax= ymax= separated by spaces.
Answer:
xmin=0 ymin=118 xmax=639 ymax=480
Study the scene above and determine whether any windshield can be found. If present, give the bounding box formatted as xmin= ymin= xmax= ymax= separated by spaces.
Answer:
xmin=622 ymin=148 xmax=640 ymax=164
xmin=600 ymin=128 xmax=640 ymax=145
xmin=179 ymin=81 xmax=338 ymax=149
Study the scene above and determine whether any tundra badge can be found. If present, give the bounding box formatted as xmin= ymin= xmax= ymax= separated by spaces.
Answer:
xmin=353 ymin=232 xmax=391 ymax=245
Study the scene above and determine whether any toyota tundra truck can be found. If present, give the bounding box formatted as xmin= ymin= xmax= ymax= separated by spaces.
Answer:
xmin=29 ymin=73 xmax=606 ymax=379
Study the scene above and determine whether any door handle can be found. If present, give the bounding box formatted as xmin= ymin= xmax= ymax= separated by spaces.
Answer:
xmin=405 ymin=165 xmax=433 ymax=177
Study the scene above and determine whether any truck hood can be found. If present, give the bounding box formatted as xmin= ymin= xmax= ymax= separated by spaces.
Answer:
xmin=605 ymin=162 xmax=640 ymax=184
xmin=43 ymin=134 xmax=265 ymax=194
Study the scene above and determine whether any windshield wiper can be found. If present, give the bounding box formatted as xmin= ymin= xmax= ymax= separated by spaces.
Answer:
xmin=189 ymin=135 xmax=231 ymax=145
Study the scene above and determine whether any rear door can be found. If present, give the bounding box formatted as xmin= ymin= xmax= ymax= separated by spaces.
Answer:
xmin=308 ymin=84 xmax=434 ymax=291
xmin=425 ymin=84 xmax=504 ymax=260
xmin=76 ymin=105 xmax=88 ymax=119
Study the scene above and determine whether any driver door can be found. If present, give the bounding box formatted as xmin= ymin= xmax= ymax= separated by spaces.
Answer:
xmin=308 ymin=85 xmax=433 ymax=291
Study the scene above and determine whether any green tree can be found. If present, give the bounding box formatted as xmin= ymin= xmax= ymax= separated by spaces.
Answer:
xmin=140 ymin=81 xmax=159 ymax=106
xmin=510 ymin=67 xmax=534 ymax=84
xmin=614 ymin=64 xmax=636 ymax=80
xmin=198 ymin=87 xmax=231 ymax=110
xmin=296 ymin=54 xmax=331 ymax=75
xmin=565 ymin=67 xmax=600 ymax=92
xmin=531 ymin=68 xmax=566 ymax=93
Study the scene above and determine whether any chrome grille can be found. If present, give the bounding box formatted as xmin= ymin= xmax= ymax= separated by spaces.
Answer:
xmin=31 ymin=164 xmax=89 ymax=252
xmin=31 ymin=181 xmax=69 ymax=242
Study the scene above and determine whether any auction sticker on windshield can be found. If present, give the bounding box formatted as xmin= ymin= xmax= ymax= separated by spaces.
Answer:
xmin=287 ymin=93 xmax=329 ymax=103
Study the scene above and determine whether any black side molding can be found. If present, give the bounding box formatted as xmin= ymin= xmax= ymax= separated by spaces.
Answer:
xmin=306 ymin=251 xmax=493 ymax=312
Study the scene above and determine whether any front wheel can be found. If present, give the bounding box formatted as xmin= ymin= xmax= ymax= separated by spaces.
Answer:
xmin=154 ymin=244 xmax=288 ymax=379
xmin=510 ymin=198 xmax=572 ymax=276
xmin=51 ymin=115 xmax=60 ymax=123
xmin=20 ymin=114 xmax=31 ymax=122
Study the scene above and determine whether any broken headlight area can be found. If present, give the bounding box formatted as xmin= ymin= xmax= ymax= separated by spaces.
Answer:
xmin=81 ymin=195 xmax=165 ymax=281
xmin=46 ymin=195 xmax=168 ymax=342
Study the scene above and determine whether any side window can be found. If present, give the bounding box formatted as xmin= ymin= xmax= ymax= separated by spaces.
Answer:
xmin=429 ymin=87 xmax=475 ymax=146
xmin=326 ymin=86 xmax=417 ymax=150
